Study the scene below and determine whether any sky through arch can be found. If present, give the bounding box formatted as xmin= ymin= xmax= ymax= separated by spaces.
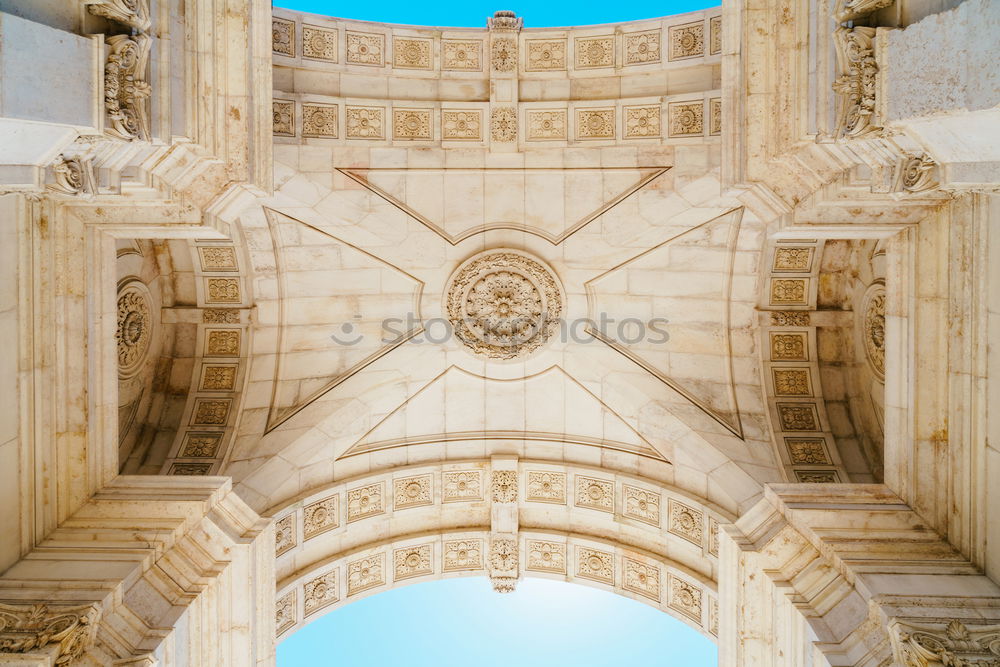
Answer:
xmin=272 ymin=0 xmax=721 ymax=28
xmin=278 ymin=577 xmax=718 ymax=666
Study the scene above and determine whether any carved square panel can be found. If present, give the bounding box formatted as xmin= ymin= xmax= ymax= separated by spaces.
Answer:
xmin=272 ymin=18 xmax=295 ymax=56
xmin=205 ymin=329 xmax=240 ymax=357
xmin=490 ymin=37 xmax=517 ymax=72
xmin=795 ymin=469 xmax=840 ymax=483
xmin=272 ymin=100 xmax=294 ymax=136
xmin=575 ymin=476 xmax=614 ymax=512
xmin=345 ymin=106 xmax=385 ymax=139
xmin=669 ymin=575 xmax=703 ymax=622
xmin=275 ymin=514 xmax=296 ymax=556
xmin=198 ymin=246 xmax=238 ymax=271
xmin=198 ymin=364 xmax=237 ymax=391
xmin=392 ymin=108 xmax=432 ymax=140
xmin=576 ymin=108 xmax=615 ymax=140
xmin=526 ymin=471 xmax=566 ymax=504
xmin=575 ymin=36 xmax=614 ymax=68
xmin=769 ymin=332 xmax=808 ymax=361
xmin=526 ymin=540 xmax=566 ymax=573
xmin=303 ymin=495 xmax=339 ymax=539
xmin=668 ymin=101 xmax=704 ymax=136
xmin=393 ymin=37 xmax=432 ymax=69
xmin=490 ymin=470 xmax=518 ymax=503
xmin=710 ymin=97 xmax=722 ymax=135
xmin=525 ymin=38 xmax=567 ymax=71
xmin=442 ymin=538 xmax=484 ymax=571
xmin=773 ymin=247 xmax=815 ymax=272
xmin=576 ymin=547 xmax=615 ymax=584
xmin=190 ymin=398 xmax=232 ymax=426
xmin=668 ymin=498 xmax=704 ymax=545
xmin=710 ymin=16 xmax=722 ymax=55
xmin=490 ymin=106 xmax=517 ymax=143
xmin=205 ymin=277 xmax=240 ymax=304
xmin=345 ymin=31 xmax=385 ymax=66
xmin=276 ymin=590 xmax=296 ymax=635
xmin=394 ymin=544 xmax=433 ymax=581
xmin=624 ymin=29 xmax=661 ymax=65
xmin=170 ymin=462 xmax=212 ymax=475
xmin=393 ymin=474 xmax=432 ymax=509
xmin=623 ymin=558 xmax=661 ymax=601
xmin=772 ymin=368 xmax=813 ymax=396
xmin=668 ymin=21 xmax=705 ymax=60
xmin=442 ymin=470 xmax=483 ymax=501
xmin=777 ymin=402 xmax=821 ymax=431
xmin=624 ymin=105 xmax=661 ymax=138
xmin=302 ymin=103 xmax=338 ymax=138
xmin=302 ymin=25 xmax=338 ymax=62
xmin=442 ymin=39 xmax=482 ymax=71
xmin=769 ymin=278 xmax=809 ymax=305
xmin=785 ymin=437 xmax=831 ymax=465
xmin=623 ymin=485 xmax=660 ymax=526
xmin=179 ymin=432 xmax=222 ymax=458
xmin=526 ymin=109 xmax=567 ymax=141
xmin=347 ymin=553 xmax=385 ymax=596
xmin=303 ymin=570 xmax=338 ymax=616
xmin=441 ymin=109 xmax=482 ymax=140
xmin=346 ymin=482 xmax=385 ymax=522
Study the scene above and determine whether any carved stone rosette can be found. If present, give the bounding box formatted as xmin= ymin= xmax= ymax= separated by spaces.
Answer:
xmin=116 ymin=280 xmax=153 ymax=379
xmin=862 ymin=282 xmax=886 ymax=380
xmin=832 ymin=26 xmax=880 ymax=139
xmin=0 ymin=602 xmax=101 ymax=665
xmin=105 ymin=34 xmax=152 ymax=142
xmin=87 ymin=0 xmax=151 ymax=32
xmin=890 ymin=619 xmax=1000 ymax=667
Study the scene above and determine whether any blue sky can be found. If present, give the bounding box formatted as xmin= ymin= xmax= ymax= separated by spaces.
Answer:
xmin=278 ymin=577 xmax=717 ymax=666
xmin=273 ymin=0 xmax=720 ymax=27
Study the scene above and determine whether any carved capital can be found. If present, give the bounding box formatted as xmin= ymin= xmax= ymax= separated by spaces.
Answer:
xmin=104 ymin=34 xmax=152 ymax=142
xmin=487 ymin=10 xmax=523 ymax=32
xmin=832 ymin=26 xmax=880 ymax=139
xmin=86 ymin=0 xmax=151 ymax=32
xmin=836 ymin=0 xmax=894 ymax=22
xmin=890 ymin=619 xmax=1000 ymax=667
xmin=0 ymin=601 xmax=101 ymax=665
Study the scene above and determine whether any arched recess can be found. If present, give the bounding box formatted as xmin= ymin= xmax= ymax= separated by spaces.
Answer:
xmin=268 ymin=458 xmax=727 ymax=643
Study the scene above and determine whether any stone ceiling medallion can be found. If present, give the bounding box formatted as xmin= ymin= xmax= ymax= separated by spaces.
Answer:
xmin=445 ymin=250 xmax=563 ymax=360
xmin=116 ymin=279 xmax=153 ymax=379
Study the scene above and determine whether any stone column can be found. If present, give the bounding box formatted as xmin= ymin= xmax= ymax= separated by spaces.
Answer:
xmin=486 ymin=11 xmax=521 ymax=152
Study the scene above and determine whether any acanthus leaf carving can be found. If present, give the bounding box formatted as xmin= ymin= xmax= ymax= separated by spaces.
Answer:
xmin=890 ymin=619 xmax=1000 ymax=667
xmin=0 ymin=602 xmax=101 ymax=665
xmin=86 ymin=0 xmax=151 ymax=32
xmin=104 ymin=34 xmax=152 ymax=142
xmin=832 ymin=26 xmax=880 ymax=139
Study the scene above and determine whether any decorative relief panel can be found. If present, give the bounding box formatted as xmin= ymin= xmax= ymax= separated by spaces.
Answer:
xmin=394 ymin=544 xmax=433 ymax=581
xmin=624 ymin=105 xmax=661 ymax=138
xmin=796 ymin=470 xmax=840 ymax=483
xmin=488 ymin=538 xmax=519 ymax=593
xmin=771 ymin=311 xmax=810 ymax=327
xmin=710 ymin=16 xmax=722 ymax=55
xmin=442 ymin=110 xmax=482 ymax=140
xmin=199 ymin=364 xmax=237 ymax=391
xmin=347 ymin=482 xmax=385 ymax=522
xmin=526 ymin=540 xmax=566 ymax=573
xmin=786 ymin=438 xmax=830 ymax=464
xmin=623 ymin=558 xmax=660 ymax=601
xmin=346 ymin=31 xmax=385 ymax=66
xmin=302 ymin=103 xmax=338 ymax=138
xmin=272 ymin=18 xmax=294 ymax=56
xmin=708 ymin=517 xmax=720 ymax=557
xmin=205 ymin=278 xmax=240 ymax=304
xmin=770 ymin=332 xmax=807 ymax=361
xmin=346 ymin=106 xmax=385 ymax=139
xmin=864 ymin=283 xmax=886 ymax=379
xmin=393 ymin=108 xmax=432 ymax=140
xmin=576 ymin=547 xmax=614 ymax=584
xmin=668 ymin=101 xmax=703 ymax=137
xmin=576 ymin=108 xmax=615 ymax=140
xmin=624 ymin=29 xmax=661 ymax=65
xmin=668 ymin=575 xmax=703 ymax=622
xmin=490 ymin=471 xmax=518 ymax=503
xmin=709 ymin=598 xmax=719 ymax=635
xmin=442 ymin=39 xmax=482 ymax=71
xmin=116 ymin=281 xmax=152 ymax=379
xmin=393 ymin=474 xmax=432 ymax=509
xmin=191 ymin=398 xmax=231 ymax=426
xmin=180 ymin=433 xmax=221 ymax=458
xmin=205 ymin=329 xmax=240 ymax=356
xmin=303 ymin=571 xmax=338 ymax=616
xmin=526 ymin=471 xmax=566 ymax=504
xmin=491 ymin=37 xmax=517 ymax=72
xmin=275 ymin=515 xmax=295 ymax=556
xmin=105 ymin=35 xmax=151 ymax=141
xmin=443 ymin=539 xmax=484 ymax=571
xmin=347 ymin=553 xmax=385 ymax=596
xmin=490 ymin=107 xmax=518 ymax=143
xmin=304 ymin=496 xmax=339 ymax=539
xmin=709 ymin=98 xmax=721 ymax=135
xmin=275 ymin=591 xmax=295 ymax=635
xmin=273 ymin=100 xmax=294 ymax=136
xmin=777 ymin=403 xmax=820 ymax=431
xmin=623 ymin=485 xmax=660 ymax=526
xmin=525 ymin=39 xmax=566 ymax=71
xmin=438 ymin=470 xmax=482 ymax=502
xmin=302 ymin=25 xmax=338 ymax=62
xmin=773 ymin=247 xmax=814 ymax=272
xmin=575 ymin=36 xmax=614 ymax=69
xmin=575 ymin=476 xmax=614 ymax=512
xmin=832 ymin=26 xmax=879 ymax=138
xmin=170 ymin=462 xmax=212 ymax=475
xmin=393 ymin=37 xmax=432 ymax=69
xmin=769 ymin=278 xmax=809 ymax=305
xmin=526 ymin=109 xmax=567 ymax=140
xmin=772 ymin=368 xmax=812 ymax=396
xmin=198 ymin=246 xmax=238 ymax=271
xmin=203 ymin=309 xmax=240 ymax=324
xmin=668 ymin=499 xmax=704 ymax=545
xmin=668 ymin=22 xmax=704 ymax=60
